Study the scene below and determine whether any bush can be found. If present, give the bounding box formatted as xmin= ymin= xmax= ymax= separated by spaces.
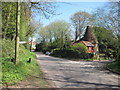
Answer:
xmin=50 ymin=43 xmax=94 ymax=59
xmin=50 ymin=48 xmax=62 ymax=57
xmin=35 ymin=43 xmax=44 ymax=52
xmin=89 ymin=53 xmax=94 ymax=59
xmin=50 ymin=48 xmax=92 ymax=59
xmin=71 ymin=43 xmax=88 ymax=53
xmin=35 ymin=42 xmax=55 ymax=53
xmin=42 ymin=47 xmax=52 ymax=54
xmin=51 ymin=48 xmax=80 ymax=58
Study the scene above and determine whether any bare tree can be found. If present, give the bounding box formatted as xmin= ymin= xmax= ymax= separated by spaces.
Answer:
xmin=31 ymin=1 xmax=57 ymax=19
xmin=92 ymin=2 xmax=119 ymax=36
xmin=70 ymin=11 xmax=92 ymax=41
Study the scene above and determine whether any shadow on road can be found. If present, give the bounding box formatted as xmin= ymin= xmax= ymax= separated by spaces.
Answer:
xmin=45 ymin=77 xmax=120 ymax=88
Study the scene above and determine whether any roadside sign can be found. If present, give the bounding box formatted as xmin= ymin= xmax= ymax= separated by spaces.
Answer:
xmin=19 ymin=41 xmax=26 ymax=44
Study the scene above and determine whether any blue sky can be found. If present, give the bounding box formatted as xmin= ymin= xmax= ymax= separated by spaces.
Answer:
xmin=34 ymin=2 xmax=107 ymax=26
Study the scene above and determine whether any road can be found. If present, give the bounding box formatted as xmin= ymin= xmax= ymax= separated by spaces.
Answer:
xmin=36 ymin=52 xmax=120 ymax=88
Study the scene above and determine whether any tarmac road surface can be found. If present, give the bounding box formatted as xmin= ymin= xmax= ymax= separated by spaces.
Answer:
xmin=36 ymin=52 xmax=120 ymax=88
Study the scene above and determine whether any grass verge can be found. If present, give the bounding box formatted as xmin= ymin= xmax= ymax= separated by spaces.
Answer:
xmin=2 ymin=46 xmax=50 ymax=87
xmin=107 ymin=61 xmax=120 ymax=74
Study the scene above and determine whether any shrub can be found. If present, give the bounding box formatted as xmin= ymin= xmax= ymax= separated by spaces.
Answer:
xmin=42 ymin=47 xmax=52 ymax=54
xmin=35 ymin=43 xmax=44 ymax=52
xmin=50 ymin=47 xmax=92 ymax=59
xmin=51 ymin=48 xmax=80 ymax=58
xmin=88 ymin=53 xmax=94 ymax=59
xmin=35 ymin=42 xmax=57 ymax=53
xmin=79 ymin=52 xmax=89 ymax=59
xmin=50 ymin=48 xmax=63 ymax=57
xmin=50 ymin=43 xmax=94 ymax=59
xmin=71 ymin=43 xmax=88 ymax=53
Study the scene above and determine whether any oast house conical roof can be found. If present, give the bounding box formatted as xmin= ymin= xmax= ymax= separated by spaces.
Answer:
xmin=82 ymin=26 xmax=97 ymax=44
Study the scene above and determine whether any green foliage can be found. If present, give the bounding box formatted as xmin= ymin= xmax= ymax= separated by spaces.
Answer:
xmin=2 ymin=2 xmax=34 ymax=41
xmin=20 ymin=12 xmax=28 ymax=41
xmin=2 ymin=40 xmax=15 ymax=59
xmin=93 ymin=26 xmax=117 ymax=59
xmin=35 ymin=39 xmax=71 ymax=54
xmin=2 ymin=40 xmax=30 ymax=60
xmin=71 ymin=43 xmax=88 ymax=53
xmin=107 ymin=62 xmax=120 ymax=73
xmin=50 ymin=44 xmax=93 ymax=59
xmin=23 ymin=43 xmax=31 ymax=50
xmin=38 ymin=20 xmax=71 ymax=48
xmin=42 ymin=47 xmax=52 ymax=54
xmin=2 ymin=2 xmax=17 ymax=40
xmin=35 ymin=42 xmax=44 ymax=52
xmin=2 ymin=40 xmax=38 ymax=86
xmin=50 ymin=48 xmax=80 ymax=58
xmin=1 ymin=2 xmax=58 ymax=87
xmin=35 ymin=42 xmax=52 ymax=53
xmin=71 ymin=43 xmax=89 ymax=59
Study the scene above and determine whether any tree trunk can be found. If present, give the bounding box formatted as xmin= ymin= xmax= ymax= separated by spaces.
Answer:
xmin=75 ymin=26 xmax=78 ymax=42
xmin=61 ymin=31 xmax=64 ymax=48
xmin=15 ymin=1 xmax=21 ymax=64
xmin=95 ymin=42 xmax=99 ymax=60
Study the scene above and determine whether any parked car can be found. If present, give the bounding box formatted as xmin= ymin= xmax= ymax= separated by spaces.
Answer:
xmin=45 ymin=51 xmax=51 ymax=55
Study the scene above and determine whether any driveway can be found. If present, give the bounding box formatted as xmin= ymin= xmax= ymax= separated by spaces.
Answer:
xmin=36 ymin=52 xmax=120 ymax=88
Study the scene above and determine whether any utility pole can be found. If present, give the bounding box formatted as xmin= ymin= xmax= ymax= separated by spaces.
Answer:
xmin=15 ymin=1 xmax=21 ymax=64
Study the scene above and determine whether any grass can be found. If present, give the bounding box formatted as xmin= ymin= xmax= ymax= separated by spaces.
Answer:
xmin=107 ymin=61 xmax=120 ymax=73
xmin=2 ymin=45 xmax=50 ymax=87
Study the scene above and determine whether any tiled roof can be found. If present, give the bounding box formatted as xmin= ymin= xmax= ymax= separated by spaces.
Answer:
xmin=81 ymin=41 xmax=94 ymax=47
xmin=28 ymin=41 xmax=37 ymax=45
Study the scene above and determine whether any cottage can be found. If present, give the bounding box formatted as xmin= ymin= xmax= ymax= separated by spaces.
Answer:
xmin=28 ymin=40 xmax=37 ymax=50
xmin=80 ymin=41 xmax=94 ymax=53
xmin=73 ymin=26 xmax=99 ymax=54
xmin=73 ymin=40 xmax=95 ymax=53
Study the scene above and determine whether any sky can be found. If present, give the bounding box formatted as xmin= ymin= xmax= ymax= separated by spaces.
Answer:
xmin=32 ymin=1 xmax=108 ymax=41
xmin=34 ymin=2 xmax=107 ymax=26
xmin=3 ymin=0 xmax=117 ymax=2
